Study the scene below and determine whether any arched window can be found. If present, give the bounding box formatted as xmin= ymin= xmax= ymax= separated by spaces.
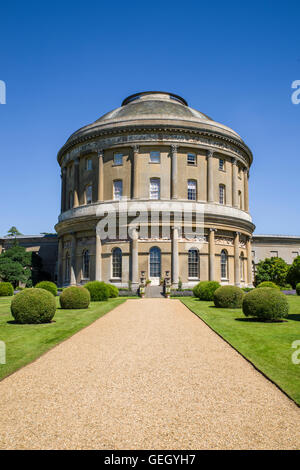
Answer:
xmin=65 ymin=252 xmax=70 ymax=283
xmin=113 ymin=180 xmax=123 ymax=200
xmin=238 ymin=190 xmax=243 ymax=210
xmin=68 ymin=190 xmax=73 ymax=210
xmin=85 ymin=185 xmax=92 ymax=204
xmin=240 ymin=251 xmax=245 ymax=281
xmin=149 ymin=246 xmax=161 ymax=278
xmin=82 ymin=250 xmax=90 ymax=279
xmin=149 ymin=178 xmax=160 ymax=200
xmin=219 ymin=184 xmax=225 ymax=205
xmin=188 ymin=249 xmax=199 ymax=278
xmin=112 ymin=247 xmax=122 ymax=279
xmin=187 ymin=180 xmax=197 ymax=201
xmin=221 ymin=249 xmax=228 ymax=279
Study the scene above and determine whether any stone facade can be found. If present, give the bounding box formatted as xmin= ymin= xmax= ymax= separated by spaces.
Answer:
xmin=55 ymin=91 xmax=255 ymax=289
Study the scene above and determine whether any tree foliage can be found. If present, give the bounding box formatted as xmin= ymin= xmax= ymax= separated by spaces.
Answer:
xmin=287 ymin=256 xmax=300 ymax=288
xmin=0 ymin=244 xmax=43 ymax=287
xmin=6 ymin=226 xmax=22 ymax=237
xmin=254 ymin=257 xmax=289 ymax=287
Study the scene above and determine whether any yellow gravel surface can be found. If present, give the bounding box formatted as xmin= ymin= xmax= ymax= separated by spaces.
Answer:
xmin=0 ymin=299 xmax=299 ymax=450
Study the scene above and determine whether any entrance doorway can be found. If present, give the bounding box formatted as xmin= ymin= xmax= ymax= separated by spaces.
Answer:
xmin=149 ymin=246 xmax=161 ymax=286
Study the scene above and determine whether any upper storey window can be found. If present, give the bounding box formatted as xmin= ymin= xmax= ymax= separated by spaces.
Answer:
xmin=85 ymin=185 xmax=92 ymax=204
xmin=113 ymin=180 xmax=123 ymax=200
xmin=150 ymin=151 xmax=160 ymax=163
xmin=114 ymin=153 xmax=123 ymax=166
xmin=86 ymin=158 xmax=92 ymax=171
xmin=219 ymin=184 xmax=225 ymax=205
xmin=187 ymin=180 xmax=197 ymax=201
xmin=187 ymin=153 xmax=196 ymax=165
xmin=150 ymin=178 xmax=160 ymax=200
xmin=219 ymin=159 xmax=225 ymax=171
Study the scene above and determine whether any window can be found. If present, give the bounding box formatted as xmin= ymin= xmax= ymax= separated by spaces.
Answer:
xmin=188 ymin=249 xmax=199 ymax=278
xmin=187 ymin=180 xmax=197 ymax=201
xmin=219 ymin=184 xmax=225 ymax=204
xmin=82 ymin=250 xmax=90 ymax=279
xmin=221 ymin=250 xmax=228 ymax=279
xmin=187 ymin=153 xmax=196 ymax=165
xmin=270 ymin=251 xmax=278 ymax=258
xmin=238 ymin=166 xmax=242 ymax=178
xmin=112 ymin=247 xmax=122 ymax=278
xmin=240 ymin=252 xmax=245 ymax=281
xmin=219 ymin=159 xmax=225 ymax=171
xmin=149 ymin=247 xmax=161 ymax=278
xmin=86 ymin=158 xmax=92 ymax=171
xmin=114 ymin=153 xmax=123 ymax=166
xmin=65 ymin=253 xmax=70 ymax=283
xmin=238 ymin=190 xmax=243 ymax=210
xmin=150 ymin=151 xmax=160 ymax=163
xmin=113 ymin=180 xmax=123 ymax=200
xmin=68 ymin=190 xmax=73 ymax=209
xmin=150 ymin=178 xmax=160 ymax=200
xmin=85 ymin=185 xmax=92 ymax=204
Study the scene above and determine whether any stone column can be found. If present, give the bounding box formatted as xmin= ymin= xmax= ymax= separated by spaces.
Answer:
xmin=97 ymin=149 xmax=104 ymax=202
xmin=70 ymin=234 xmax=77 ymax=285
xmin=209 ymin=228 xmax=216 ymax=281
xmin=95 ymin=231 xmax=102 ymax=281
xmin=61 ymin=167 xmax=67 ymax=213
xmin=207 ymin=150 xmax=214 ymax=203
xmin=171 ymin=144 xmax=178 ymax=199
xmin=57 ymin=238 xmax=63 ymax=286
xmin=172 ymin=226 xmax=179 ymax=288
xmin=246 ymin=236 xmax=253 ymax=287
xmin=73 ymin=158 xmax=80 ymax=207
xmin=132 ymin=145 xmax=139 ymax=199
xmin=244 ymin=168 xmax=249 ymax=212
xmin=234 ymin=231 xmax=240 ymax=286
xmin=131 ymin=228 xmax=139 ymax=290
xmin=232 ymin=158 xmax=238 ymax=208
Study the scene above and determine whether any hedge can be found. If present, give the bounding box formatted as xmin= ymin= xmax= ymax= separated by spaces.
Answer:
xmin=59 ymin=286 xmax=90 ymax=309
xmin=214 ymin=285 xmax=244 ymax=308
xmin=242 ymin=287 xmax=289 ymax=321
xmin=106 ymin=284 xmax=119 ymax=298
xmin=84 ymin=281 xmax=109 ymax=301
xmin=35 ymin=281 xmax=57 ymax=296
xmin=193 ymin=281 xmax=221 ymax=300
xmin=296 ymin=283 xmax=300 ymax=296
xmin=11 ymin=288 xmax=56 ymax=324
xmin=256 ymin=281 xmax=280 ymax=290
xmin=0 ymin=282 xmax=14 ymax=296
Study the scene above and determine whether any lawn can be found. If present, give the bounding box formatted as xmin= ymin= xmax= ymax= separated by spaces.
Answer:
xmin=0 ymin=296 xmax=126 ymax=381
xmin=181 ymin=296 xmax=300 ymax=406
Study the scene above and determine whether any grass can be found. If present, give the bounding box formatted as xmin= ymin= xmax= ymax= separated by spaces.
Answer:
xmin=0 ymin=296 xmax=126 ymax=381
xmin=181 ymin=295 xmax=300 ymax=406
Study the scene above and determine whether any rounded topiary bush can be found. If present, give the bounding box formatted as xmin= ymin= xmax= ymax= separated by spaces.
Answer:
xmin=242 ymin=287 xmax=289 ymax=321
xmin=59 ymin=286 xmax=90 ymax=309
xmin=106 ymin=284 xmax=119 ymax=298
xmin=256 ymin=281 xmax=280 ymax=290
xmin=193 ymin=281 xmax=221 ymax=301
xmin=84 ymin=281 xmax=109 ymax=301
xmin=214 ymin=285 xmax=244 ymax=308
xmin=0 ymin=282 xmax=14 ymax=296
xmin=35 ymin=281 xmax=57 ymax=296
xmin=296 ymin=283 xmax=300 ymax=296
xmin=11 ymin=288 xmax=56 ymax=324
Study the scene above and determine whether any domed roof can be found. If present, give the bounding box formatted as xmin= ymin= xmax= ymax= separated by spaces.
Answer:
xmin=65 ymin=91 xmax=244 ymax=145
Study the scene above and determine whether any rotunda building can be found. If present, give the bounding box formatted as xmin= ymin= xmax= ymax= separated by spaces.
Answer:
xmin=55 ymin=91 xmax=255 ymax=289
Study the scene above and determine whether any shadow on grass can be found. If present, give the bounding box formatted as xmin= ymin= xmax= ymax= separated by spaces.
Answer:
xmin=235 ymin=317 xmax=286 ymax=323
xmin=287 ymin=314 xmax=300 ymax=322
xmin=7 ymin=320 xmax=56 ymax=325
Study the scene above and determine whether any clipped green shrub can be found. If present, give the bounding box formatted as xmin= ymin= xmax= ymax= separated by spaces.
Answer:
xmin=11 ymin=288 xmax=56 ymax=324
xmin=35 ymin=281 xmax=57 ymax=296
xmin=0 ymin=282 xmax=14 ymax=296
xmin=242 ymin=287 xmax=254 ymax=293
xmin=296 ymin=283 xmax=300 ymax=296
xmin=256 ymin=281 xmax=280 ymax=290
xmin=84 ymin=281 xmax=109 ymax=301
xmin=106 ymin=283 xmax=119 ymax=298
xmin=59 ymin=286 xmax=90 ymax=309
xmin=242 ymin=287 xmax=289 ymax=321
xmin=214 ymin=285 xmax=244 ymax=308
xmin=193 ymin=281 xmax=221 ymax=300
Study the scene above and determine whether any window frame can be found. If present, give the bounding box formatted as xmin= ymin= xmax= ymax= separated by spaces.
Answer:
xmin=219 ymin=184 xmax=226 ymax=205
xmin=82 ymin=250 xmax=90 ymax=280
xmin=113 ymin=179 xmax=123 ymax=200
xmin=187 ymin=179 xmax=197 ymax=201
xmin=219 ymin=159 xmax=225 ymax=171
xmin=149 ymin=178 xmax=160 ymax=200
xmin=113 ymin=153 xmax=123 ymax=166
xmin=221 ymin=249 xmax=228 ymax=280
xmin=65 ymin=252 xmax=70 ymax=283
xmin=112 ymin=247 xmax=122 ymax=279
xmin=85 ymin=184 xmax=93 ymax=205
xmin=187 ymin=153 xmax=196 ymax=165
xmin=188 ymin=248 xmax=199 ymax=279
xmin=86 ymin=158 xmax=93 ymax=171
xmin=149 ymin=150 xmax=160 ymax=164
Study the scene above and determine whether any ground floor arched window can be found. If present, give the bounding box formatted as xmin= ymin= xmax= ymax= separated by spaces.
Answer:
xmin=82 ymin=250 xmax=90 ymax=279
xmin=65 ymin=252 xmax=70 ymax=283
xmin=221 ymin=249 xmax=228 ymax=279
xmin=188 ymin=248 xmax=199 ymax=278
xmin=112 ymin=247 xmax=122 ymax=279
xmin=240 ymin=251 xmax=245 ymax=281
xmin=149 ymin=246 xmax=161 ymax=278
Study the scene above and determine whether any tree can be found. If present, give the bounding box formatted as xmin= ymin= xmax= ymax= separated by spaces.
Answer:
xmin=0 ymin=244 xmax=42 ymax=287
xmin=287 ymin=256 xmax=300 ymax=288
xmin=255 ymin=257 xmax=289 ymax=287
xmin=7 ymin=226 xmax=22 ymax=237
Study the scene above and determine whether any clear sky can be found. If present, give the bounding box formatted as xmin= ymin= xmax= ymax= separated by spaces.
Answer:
xmin=0 ymin=0 xmax=299 ymax=236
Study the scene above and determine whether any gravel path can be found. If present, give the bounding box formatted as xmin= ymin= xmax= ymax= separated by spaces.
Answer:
xmin=0 ymin=299 xmax=299 ymax=450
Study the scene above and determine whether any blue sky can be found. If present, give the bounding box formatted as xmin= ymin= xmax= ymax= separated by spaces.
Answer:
xmin=0 ymin=0 xmax=299 ymax=236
